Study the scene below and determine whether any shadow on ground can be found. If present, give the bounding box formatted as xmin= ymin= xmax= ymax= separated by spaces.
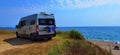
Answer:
xmin=4 ymin=37 xmax=49 ymax=46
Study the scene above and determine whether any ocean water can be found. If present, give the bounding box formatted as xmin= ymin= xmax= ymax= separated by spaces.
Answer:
xmin=0 ymin=27 xmax=16 ymax=31
xmin=57 ymin=27 xmax=120 ymax=42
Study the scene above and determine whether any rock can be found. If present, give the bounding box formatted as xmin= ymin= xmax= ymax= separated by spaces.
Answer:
xmin=114 ymin=45 xmax=119 ymax=50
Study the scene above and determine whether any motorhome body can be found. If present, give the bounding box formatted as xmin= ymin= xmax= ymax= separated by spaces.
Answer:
xmin=16 ymin=12 xmax=56 ymax=40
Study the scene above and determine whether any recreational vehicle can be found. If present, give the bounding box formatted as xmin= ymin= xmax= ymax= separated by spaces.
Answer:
xmin=16 ymin=12 xmax=56 ymax=40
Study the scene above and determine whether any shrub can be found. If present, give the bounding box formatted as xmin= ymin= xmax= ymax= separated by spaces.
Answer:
xmin=48 ymin=40 xmax=112 ymax=55
xmin=56 ymin=31 xmax=69 ymax=38
xmin=56 ymin=31 xmax=64 ymax=34
xmin=69 ymin=30 xmax=85 ymax=40
xmin=56 ymin=31 xmax=68 ymax=35
xmin=48 ymin=40 xmax=71 ymax=55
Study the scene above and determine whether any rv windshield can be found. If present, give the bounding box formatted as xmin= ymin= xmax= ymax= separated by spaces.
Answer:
xmin=39 ymin=19 xmax=55 ymax=25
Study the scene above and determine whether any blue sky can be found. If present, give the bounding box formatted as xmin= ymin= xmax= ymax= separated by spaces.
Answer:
xmin=0 ymin=0 xmax=120 ymax=27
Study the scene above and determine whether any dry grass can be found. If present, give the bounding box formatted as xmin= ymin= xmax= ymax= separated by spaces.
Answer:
xmin=2 ymin=37 xmax=64 ymax=55
xmin=0 ymin=31 xmax=16 ymax=45
xmin=0 ymin=30 xmax=15 ymax=34
xmin=0 ymin=34 xmax=16 ymax=40
xmin=48 ymin=40 xmax=112 ymax=55
xmin=0 ymin=31 xmax=16 ymax=55
xmin=0 ymin=30 xmax=112 ymax=55
xmin=0 ymin=30 xmax=16 ymax=44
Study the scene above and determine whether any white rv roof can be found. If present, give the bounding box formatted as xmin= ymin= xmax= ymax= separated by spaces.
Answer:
xmin=21 ymin=14 xmax=37 ymax=21
xmin=20 ymin=12 xmax=54 ymax=21
xmin=38 ymin=12 xmax=54 ymax=19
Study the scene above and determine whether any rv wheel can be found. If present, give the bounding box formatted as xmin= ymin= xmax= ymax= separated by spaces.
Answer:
xmin=30 ymin=34 xmax=36 ymax=41
xmin=16 ymin=32 xmax=20 ymax=38
xmin=48 ymin=37 xmax=52 ymax=40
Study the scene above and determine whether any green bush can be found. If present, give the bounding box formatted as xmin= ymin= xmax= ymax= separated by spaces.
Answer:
xmin=56 ymin=31 xmax=69 ymax=38
xmin=69 ymin=30 xmax=85 ymax=40
xmin=48 ymin=40 xmax=71 ymax=55
xmin=56 ymin=31 xmax=64 ymax=34
xmin=56 ymin=31 xmax=68 ymax=35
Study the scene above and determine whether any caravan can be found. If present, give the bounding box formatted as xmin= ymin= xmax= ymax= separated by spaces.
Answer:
xmin=16 ymin=12 xmax=56 ymax=40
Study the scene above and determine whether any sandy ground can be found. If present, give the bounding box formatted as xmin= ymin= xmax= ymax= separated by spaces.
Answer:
xmin=89 ymin=40 xmax=120 ymax=55
xmin=0 ymin=34 xmax=63 ymax=55
xmin=0 ymin=34 xmax=33 ymax=53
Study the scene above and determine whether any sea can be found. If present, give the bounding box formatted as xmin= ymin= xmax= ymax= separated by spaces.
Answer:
xmin=1 ymin=27 xmax=120 ymax=42
xmin=57 ymin=27 xmax=120 ymax=42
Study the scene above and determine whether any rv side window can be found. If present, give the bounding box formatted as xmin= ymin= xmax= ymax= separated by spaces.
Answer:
xmin=20 ymin=20 xmax=26 ymax=27
xmin=30 ymin=20 xmax=35 ymax=25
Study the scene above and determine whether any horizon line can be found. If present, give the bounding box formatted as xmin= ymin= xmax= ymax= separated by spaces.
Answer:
xmin=1 ymin=26 xmax=120 ymax=28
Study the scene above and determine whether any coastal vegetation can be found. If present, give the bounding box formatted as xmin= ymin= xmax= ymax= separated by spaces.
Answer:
xmin=48 ymin=30 xmax=111 ymax=55
xmin=0 ymin=30 xmax=112 ymax=55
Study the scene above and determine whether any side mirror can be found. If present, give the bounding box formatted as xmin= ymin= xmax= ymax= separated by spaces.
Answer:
xmin=16 ymin=25 xmax=19 ymax=28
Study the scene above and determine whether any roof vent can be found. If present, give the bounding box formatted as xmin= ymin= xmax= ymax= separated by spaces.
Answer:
xmin=40 ymin=12 xmax=46 ymax=14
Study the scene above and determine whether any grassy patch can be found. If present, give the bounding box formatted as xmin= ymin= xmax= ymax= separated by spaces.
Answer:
xmin=0 ymin=30 xmax=15 ymax=34
xmin=56 ymin=31 xmax=69 ymax=38
xmin=48 ymin=40 xmax=112 ymax=55
xmin=56 ymin=30 xmax=85 ymax=40
xmin=49 ymin=30 xmax=111 ymax=55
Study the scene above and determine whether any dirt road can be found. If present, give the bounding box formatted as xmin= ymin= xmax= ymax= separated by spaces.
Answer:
xmin=0 ymin=34 xmax=63 ymax=55
xmin=0 ymin=34 xmax=32 ymax=52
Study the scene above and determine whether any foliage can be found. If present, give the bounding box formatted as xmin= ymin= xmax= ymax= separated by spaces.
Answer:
xmin=56 ymin=31 xmax=69 ymax=38
xmin=48 ymin=40 xmax=112 ymax=55
xmin=69 ymin=30 xmax=85 ymax=40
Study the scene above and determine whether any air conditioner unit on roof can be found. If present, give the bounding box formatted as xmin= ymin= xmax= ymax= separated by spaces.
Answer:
xmin=40 ymin=12 xmax=46 ymax=14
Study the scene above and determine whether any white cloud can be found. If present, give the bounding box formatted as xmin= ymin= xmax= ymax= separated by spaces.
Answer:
xmin=22 ymin=0 xmax=120 ymax=11
xmin=3 ymin=0 xmax=120 ymax=14
xmin=55 ymin=0 xmax=120 ymax=9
